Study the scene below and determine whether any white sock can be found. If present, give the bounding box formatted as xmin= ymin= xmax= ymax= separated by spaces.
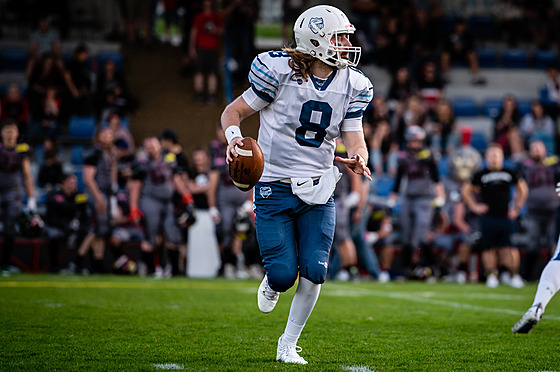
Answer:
xmin=532 ymin=260 xmax=560 ymax=311
xmin=282 ymin=277 xmax=321 ymax=346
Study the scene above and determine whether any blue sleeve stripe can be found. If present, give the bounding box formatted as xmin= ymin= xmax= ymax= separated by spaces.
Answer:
xmin=345 ymin=110 xmax=363 ymax=119
xmin=251 ymin=84 xmax=273 ymax=103
xmin=253 ymin=58 xmax=279 ymax=84
xmin=248 ymin=78 xmax=276 ymax=98
xmin=356 ymin=93 xmax=374 ymax=98
xmin=250 ymin=63 xmax=279 ymax=86
xmin=249 ymin=68 xmax=278 ymax=90
xmin=348 ymin=105 xmax=367 ymax=111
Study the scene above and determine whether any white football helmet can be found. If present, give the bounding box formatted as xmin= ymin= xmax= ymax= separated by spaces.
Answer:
xmin=293 ymin=5 xmax=361 ymax=69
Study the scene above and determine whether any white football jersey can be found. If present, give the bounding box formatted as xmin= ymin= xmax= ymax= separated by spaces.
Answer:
xmin=242 ymin=51 xmax=374 ymax=182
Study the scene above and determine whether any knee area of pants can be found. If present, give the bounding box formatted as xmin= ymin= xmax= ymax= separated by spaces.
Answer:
xmin=267 ymin=264 xmax=298 ymax=292
xmin=301 ymin=264 xmax=327 ymax=285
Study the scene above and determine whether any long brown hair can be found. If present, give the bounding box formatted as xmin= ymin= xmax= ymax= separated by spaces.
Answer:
xmin=282 ymin=47 xmax=317 ymax=82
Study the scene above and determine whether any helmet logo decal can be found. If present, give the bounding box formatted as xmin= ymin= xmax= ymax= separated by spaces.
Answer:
xmin=310 ymin=39 xmax=319 ymax=47
xmin=308 ymin=17 xmax=324 ymax=34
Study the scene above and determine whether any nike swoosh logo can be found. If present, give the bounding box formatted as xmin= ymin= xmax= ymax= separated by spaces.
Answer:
xmin=297 ymin=181 xmax=308 ymax=186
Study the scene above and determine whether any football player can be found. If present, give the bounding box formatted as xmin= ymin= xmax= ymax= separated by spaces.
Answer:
xmin=82 ymin=126 xmax=117 ymax=273
xmin=388 ymin=125 xmax=446 ymax=279
xmin=0 ymin=119 xmax=36 ymax=276
xmin=462 ymin=144 xmax=528 ymax=288
xmin=129 ymin=137 xmax=191 ymax=277
xmin=220 ymin=5 xmax=372 ymax=364
xmin=512 ymin=180 xmax=560 ymax=333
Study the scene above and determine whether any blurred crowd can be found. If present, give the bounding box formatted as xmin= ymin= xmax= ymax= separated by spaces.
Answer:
xmin=2 ymin=0 xmax=560 ymax=285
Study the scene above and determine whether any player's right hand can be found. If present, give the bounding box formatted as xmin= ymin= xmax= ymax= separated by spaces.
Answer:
xmin=470 ymin=202 xmax=489 ymax=215
xmin=129 ymin=207 xmax=143 ymax=223
xmin=96 ymin=197 xmax=106 ymax=215
xmin=556 ymin=182 xmax=560 ymax=198
xmin=225 ymin=137 xmax=244 ymax=164
xmin=209 ymin=206 xmax=221 ymax=224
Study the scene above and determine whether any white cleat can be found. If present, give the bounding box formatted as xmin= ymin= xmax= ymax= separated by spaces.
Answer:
xmin=486 ymin=273 xmax=499 ymax=288
xmin=378 ymin=271 xmax=390 ymax=283
xmin=512 ymin=303 xmax=543 ymax=334
xmin=257 ymin=275 xmax=279 ymax=313
xmin=276 ymin=335 xmax=308 ymax=365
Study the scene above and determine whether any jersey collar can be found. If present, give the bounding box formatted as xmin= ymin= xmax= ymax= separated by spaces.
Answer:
xmin=310 ymin=69 xmax=337 ymax=91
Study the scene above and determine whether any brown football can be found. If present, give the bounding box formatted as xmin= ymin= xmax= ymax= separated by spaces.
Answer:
xmin=228 ymin=137 xmax=264 ymax=191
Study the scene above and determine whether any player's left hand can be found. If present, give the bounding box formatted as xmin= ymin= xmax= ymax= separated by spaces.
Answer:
xmin=27 ymin=197 xmax=37 ymax=213
xmin=225 ymin=137 xmax=244 ymax=164
xmin=335 ymin=154 xmax=372 ymax=181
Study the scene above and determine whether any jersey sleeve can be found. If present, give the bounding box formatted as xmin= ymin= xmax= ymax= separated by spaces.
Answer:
xmin=342 ymin=69 xmax=374 ymax=132
xmin=242 ymin=52 xmax=281 ymax=111
xmin=83 ymin=147 xmax=101 ymax=167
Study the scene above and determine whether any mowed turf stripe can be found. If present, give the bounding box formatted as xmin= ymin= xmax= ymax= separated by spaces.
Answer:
xmin=323 ymin=287 xmax=560 ymax=322
xmin=0 ymin=280 xmax=255 ymax=290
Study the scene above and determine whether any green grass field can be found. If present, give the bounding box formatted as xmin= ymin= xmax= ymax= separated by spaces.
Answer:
xmin=1 ymin=275 xmax=559 ymax=371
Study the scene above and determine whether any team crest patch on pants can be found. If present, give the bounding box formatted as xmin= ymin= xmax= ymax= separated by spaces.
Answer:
xmin=260 ymin=186 xmax=272 ymax=198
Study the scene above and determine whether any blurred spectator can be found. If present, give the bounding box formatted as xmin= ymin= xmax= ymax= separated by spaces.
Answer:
xmin=522 ymin=0 xmax=557 ymax=50
xmin=1 ymin=83 xmax=30 ymax=137
xmin=208 ymin=124 xmax=251 ymax=278
xmin=462 ymin=143 xmax=528 ymax=288
xmin=95 ymin=59 xmax=130 ymax=120
xmin=37 ymin=135 xmax=63 ymax=189
xmin=389 ymin=125 xmax=445 ymax=278
xmin=189 ymin=0 xmax=223 ymax=104
xmin=410 ymin=8 xmax=440 ymax=68
xmin=123 ymin=0 xmax=152 ymax=44
xmin=543 ymin=63 xmax=560 ymax=118
xmin=492 ymin=0 xmax=523 ymax=47
xmin=160 ymin=0 xmax=183 ymax=46
xmin=364 ymin=201 xmax=394 ymax=282
xmin=416 ymin=60 xmax=445 ymax=107
xmin=520 ymin=101 xmax=555 ymax=152
xmin=440 ymin=18 xmax=486 ymax=85
xmin=349 ymin=0 xmax=379 ymax=64
xmin=39 ymin=86 xmax=61 ymax=138
xmin=374 ymin=11 xmax=412 ymax=75
xmin=330 ymin=138 xmax=360 ymax=281
xmin=27 ymin=16 xmax=62 ymax=79
xmin=387 ymin=66 xmax=416 ymax=110
xmin=282 ymin=0 xmax=306 ymax=44
xmin=110 ymin=190 xmax=144 ymax=275
xmin=27 ymin=53 xmax=70 ymax=123
xmin=44 ymin=173 xmax=86 ymax=273
xmin=448 ymin=127 xmax=483 ymax=283
xmin=521 ymin=140 xmax=560 ymax=279
xmin=82 ymin=127 xmax=117 ymax=273
xmin=160 ymin=128 xmax=192 ymax=182
xmin=187 ymin=147 xmax=211 ymax=209
xmin=65 ymin=43 xmax=93 ymax=116
xmin=395 ymin=95 xmax=428 ymax=149
xmin=106 ymin=112 xmax=135 ymax=154
xmin=115 ymin=139 xmax=135 ymax=189
xmin=494 ymin=95 xmax=525 ymax=160
xmin=428 ymin=98 xmax=457 ymax=156
xmin=368 ymin=118 xmax=398 ymax=176
xmin=223 ymin=0 xmax=259 ymax=86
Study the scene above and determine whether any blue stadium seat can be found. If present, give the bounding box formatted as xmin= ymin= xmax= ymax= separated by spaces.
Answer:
xmin=97 ymin=51 xmax=124 ymax=71
xmin=482 ymin=98 xmax=502 ymax=119
xmin=503 ymin=49 xmax=529 ymax=69
xmin=68 ymin=116 xmax=96 ymax=139
xmin=503 ymin=158 xmax=518 ymax=171
xmin=120 ymin=117 xmax=130 ymax=128
xmin=0 ymin=47 xmax=28 ymax=71
xmin=471 ymin=131 xmax=488 ymax=153
xmin=74 ymin=170 xmax=85 ymax=190
xmin=477 ymin=48 xmax=498 ymax=68
xmin=533 ymin=50 xmax=558 ymax=70
xmin=374 ymin=176 xmax=395 ymax=197
xmin=70 ymin=145 xmax=84 ymax=165
xmin=452 ymin=97 xmax=478 ymax=117
xmin=517 ymin=99 xmax=533 ymax=116
xmin=438 ymin=155 xmax=449 ymax=176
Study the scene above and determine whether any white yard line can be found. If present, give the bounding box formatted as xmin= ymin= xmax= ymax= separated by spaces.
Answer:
xmin=322 ymin=287 xmax=560 ymax=322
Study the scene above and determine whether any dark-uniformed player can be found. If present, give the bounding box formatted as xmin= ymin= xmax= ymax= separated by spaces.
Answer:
xmin=388 ymin=125 xmax=445 ymax=277
xmin=44 ymin=173 xmax=89 ymax=272
xmin=82 ymin=126 xmax=117 ymax=273
xmin=521 ymin=139 xmax=560 ymax=279
xmin=129 ymin=137 xmax=192 ymax=276
xmin=462 ymin=143 xmax=528 ymax=288
xmin=0 ymin=119 xmax=36 ymax=275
